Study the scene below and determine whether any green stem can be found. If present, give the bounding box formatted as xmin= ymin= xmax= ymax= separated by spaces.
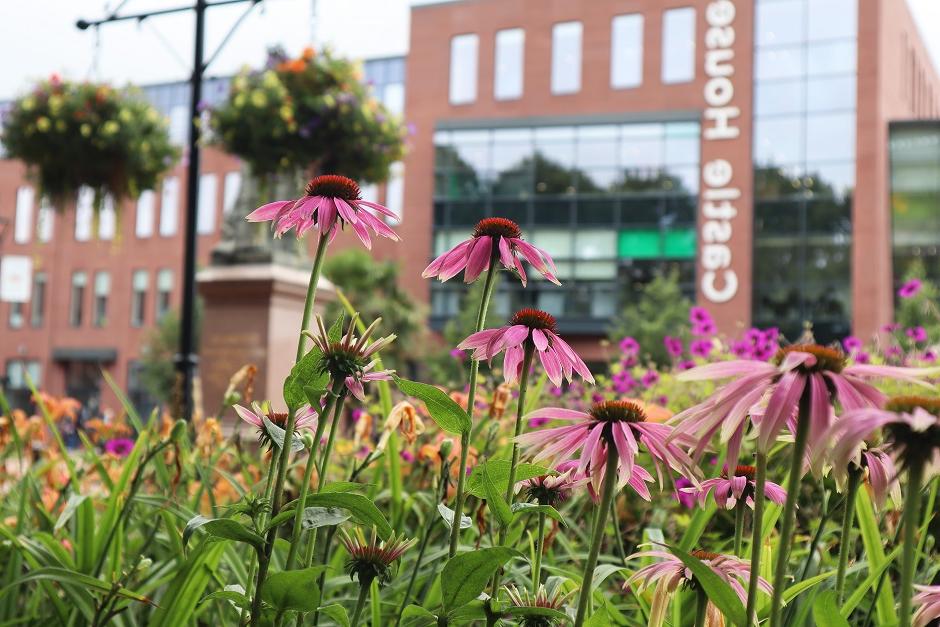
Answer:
xmin=733 ymin=500 xmax=746 ymax=558
xmin=769 ymin=389 xmax=812 ymax=627
xmin=745 ymin=450 xmax=768 ymax=627
xmin=317 ymin=392 xmax=348 ymax=490
xmin=573 ymin=447 xmax=619 ymax=627
xmin=693 ymin=588 xmax=708 ymax=627
xmin=249 ymin=234 xmax=329 ymax=627
xmin=350 ymin=583 xmax=370 ymax=627
xmin=448 ymin=255 xmax=500 ymax=558
xmin=284 ymin=448 xmax=317 ymax=571
xmin=898 ymin=460 xmax=925 ymax=627
xmin=836 ymin=467 xmax=862 ymax=605
xmin=532 ymin=511 xmax=546 ymax=593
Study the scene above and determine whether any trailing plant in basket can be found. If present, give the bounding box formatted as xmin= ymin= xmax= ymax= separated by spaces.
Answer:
xmin=1 ymin=74 xmax=178 ymax=207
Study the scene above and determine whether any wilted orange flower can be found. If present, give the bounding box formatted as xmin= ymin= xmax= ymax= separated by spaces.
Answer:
xmin=302 ymin=46 xmax=316 ymax=60
xmin=489 ymin=384 xmax=512 ymax=420
xmin=623 ymin=397 xmax=673 ymax=423
xmin=449 ymin=391 xmax=469 ymax=411
xmin=354 ymin=413 xmax=374 ymax=450
xmin=195 ymin=418 xmax=223 ymax=458
xmin=378 ymin=402 xmax=425 ymax=450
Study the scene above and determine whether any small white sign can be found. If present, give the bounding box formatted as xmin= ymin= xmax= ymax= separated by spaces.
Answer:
xmin=0 ymin=255 xmax=33 ymax=303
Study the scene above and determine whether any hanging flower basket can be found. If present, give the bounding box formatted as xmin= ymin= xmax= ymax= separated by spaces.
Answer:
xmin=1 ymin=75 xmax=179 ymax=206
xmin=210 ymin=46 xmax=407 ymax=183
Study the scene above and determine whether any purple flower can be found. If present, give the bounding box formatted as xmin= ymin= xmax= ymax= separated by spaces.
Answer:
xmin=591 ymin=393 xmax=605 ymax=404
xmin=641 ymin=369 xmax=660 ymax=387
xmin=678 ymin=359 xmax=696 ymax=371
xmin=619 ymin=336 xmax=640 ymax=355
xmin=690 ymin=339 xmax=713 ymax=358
xmin=655 ymin=395 xmax=669 ymax=406
xmin=898 ymin=278 xmax=923 ymax=299
xmin=549 ymin=385 xmax=564 ymax=397
xmin=842 ymin=336 xmax=863 ymax=353
xmin=854 ymin=351 xmax=871 ymax=364
xmin=907 ymin=326 xmax=928 ymax=343
xmin=730 ymin=340 xmax=753 ymax=358
xmin=674 ymin=477 xmax=696 ymax=508
xmin=621 ymin=354 xmax=638 ymax=368
xmin=450 ymin=348 xmax=466 ymax=361
xmin=883 ymin=323 xmax=901 ymax=333
xmin=612 ymin=371 xmax=637 ymax=394
xmin=104 ymin=438 xmax=135 ymax=457
xmin=689 ymin=306 xmax=713 ymax=325
xmin=351 ymin=408 xmax=365 ymax=422
xmin=923 ymin=350 xmax=937 ymax=363
xmin=400 ymin=449 xmax=415 ymax=463
xmin=527 ymin=416 xmax=550 ymax=428
xmin=692 ymin=319 xmax=717 ymax=336
xmin=664 ymin=336 xmax=684 ymax=358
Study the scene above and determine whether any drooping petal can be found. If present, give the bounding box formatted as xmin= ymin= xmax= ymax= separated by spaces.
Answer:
xmin=246 ymin=200 xmax=291 ymax=222
xmin=233 ymin=404 xmax=262 ymax=427
xmin=464 ymin=237 xmax=493 ymax=283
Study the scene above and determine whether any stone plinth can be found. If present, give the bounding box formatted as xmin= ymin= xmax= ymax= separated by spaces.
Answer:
xmin=197 ymin=264 xmax=334 ymax=421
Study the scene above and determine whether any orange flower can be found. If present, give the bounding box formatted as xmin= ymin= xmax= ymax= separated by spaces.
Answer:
xmin=489 ymin=384 xmax=512 ymax=420
xmin=623 ymin=397 xmax=673 ymax=423
xmin=301 ymin=46 xmax=316 ymax=61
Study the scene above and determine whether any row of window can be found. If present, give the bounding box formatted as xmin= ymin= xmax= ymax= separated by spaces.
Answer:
xmin=8 ymin=269 xmax=174 ymax=330
xmin=10 ymin=172 xmax=242 ymax=245
xmin=448 ymin=7 xmax=696 ymax=104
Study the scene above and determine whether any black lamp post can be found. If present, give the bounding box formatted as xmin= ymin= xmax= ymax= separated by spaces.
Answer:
xmin=77 ymin=0 xmax=262 ymax=419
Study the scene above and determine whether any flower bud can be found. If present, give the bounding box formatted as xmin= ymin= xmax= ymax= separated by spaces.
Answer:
xmin=170 ymin=419 xmax=188 ymax=443
xmin=438 ymin=439 xmax=453 ymax=460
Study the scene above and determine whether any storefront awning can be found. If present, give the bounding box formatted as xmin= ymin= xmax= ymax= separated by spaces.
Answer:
xmin=51 ymin=348 xmax=118 ymax=363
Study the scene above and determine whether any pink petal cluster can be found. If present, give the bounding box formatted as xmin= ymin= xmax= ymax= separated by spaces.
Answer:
xmin=246 ymin=174 xmax=399 ymax=248
xmin=234 ymin=402 xmax=319 ymax=432
xmin=458 ymin=309 xmax=593 ymax=387
xmin=913 ymin=584 xmax=940 ymax=627
xmin=688 ymin=466 xmax=786 ymax=510
xmin=672 ymin=345 xmax=937 ymax=472
xmin=515 ymin=401 xmax=697 ymax=499
xmin=423 ymin=217 xmax=559 ymax=286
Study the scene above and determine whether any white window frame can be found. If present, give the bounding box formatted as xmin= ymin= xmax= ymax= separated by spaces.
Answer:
xmin=14 ymin=187 xmax=35 ymax=244
xmin=662 ymin=7 xmax=696 ymax=84
xmin=611 ymin=14 xmax=644 ymax=89
xmin=449 ymin=34 xmax=479 ymax=105
xmin=197 ymin=173 xmax=218 ymax=235
xmin=159 ymin=177 xmax=180 ymax=237
xmin=551 ymin=21 xmax=583 ymax=95
xmin=494 ymin=28 xmax=525 ymax=101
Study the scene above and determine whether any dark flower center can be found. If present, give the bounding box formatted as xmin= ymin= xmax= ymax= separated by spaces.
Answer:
xmin=265 ymin=412 xmax=289 ymax=427
xmin=774 ymin=344 xmax=846 ymax=373
xmin=589 ymin=400 xmax=647 ymax=424
xmin=305 ymin=174 xmax=361 ymax=201
xmin=731 ymin=465 xmax=756 ymax=480
xmin=523 ymin=476 xmax=569 ymax=507
xmin=473 ymin=217 xmax=522 ymax=239
xmin=884 ymin=395 xmax=940 ymax=416
xmin=510 ymin=308 xmax=557 ymax=332
xmin=691 ymin=549 xmax=721 ymax=561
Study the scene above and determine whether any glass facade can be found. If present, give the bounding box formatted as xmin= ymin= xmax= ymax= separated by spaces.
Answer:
xmin=890 ymin=122 xmax=940 ymax=286
xmin=752 ymin=0 xmax=857 ymax=341
xmin=431 ymin=119 xmax=700 ymax=332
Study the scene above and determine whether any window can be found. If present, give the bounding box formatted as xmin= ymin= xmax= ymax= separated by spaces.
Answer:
xmin=37 ymin=197 xmax=54 ymax=242
xmin=159 ymin=177 xmax=179 ymax=236
xmin=131 ymin=270 xmax=149 ymax=327
xmin=99 ymin=195 xmax=116 ymax=240
xmin=611 ymin=14 xmax=644 ymax=89
xmin=93 ymin=271 xmax=110 ymax=327
xmin=197 ymin=173 xmax=218 ymax=235
xmin=14 ymin=186 xmax=34 ymax=244
xmin=169 ymin=105 xmax=189 ymax=145
xmin=662 ymin=8 xmax=696 ymax=84
xmin=136 ymin=190 xmax=156 ymax=238
xmin=223 ymin=172 xmax=242 ymax=215
xmin=383 ymin=83 xmax=405 ymax=116
xmin=31 ymin=272 xmax=46 ymax=327
xmin=551 ymin=21 xmax=582 ymax=94
xmin=75 ymin=187 xmax=94 ymax=241
xmin=386 ymin=162 xmax=405 ymax=224
xmin=70 ymin=271 xmax=87 ymax=327
xmin=156 ymin=269 xmax=173 ymax=320
xmin=494 ymin=28 xmax=525 ymax=100
xmin=449 ymin=34 xmax=479 ymax=104
xmin=5 ymin=360 xmax=41 ymax=410
xmin=9 ymin=303 xmax=24 ymax=329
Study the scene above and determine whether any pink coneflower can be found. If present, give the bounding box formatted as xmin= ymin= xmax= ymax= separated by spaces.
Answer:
xmin=458 ymin=309 xmax=593 ymax=387
xmin=913 ymin=584 xmax=940 ymax=627
xmin=246 ymin=174 xmax=399 ymax=248
xmin=688 ymin=465 xmax=787 ymax=510
xmin=515 ymin=401 xmax=697 ymax=499
xmin=104 ymin=438 xmax=135 ymax=457
xmin=422 ymin=217 xmax=559 ymax=286
xmin=860 ymin=447 xmax=902 ymax=509
xmin=674 ymin=477 xmax=696 ymax=508
xmin=826 ymin=396 xmax=940 ymax=479
xmin=899 ymin=278 xmax=923 ymax=299
xmin=672 ymin=344 xmax=935 ymax=471
xmin=520 ymin=464 xmax=589 ymax=506
xmin=625 ymin=549 xmax=771 ymax=622
xmin=303 ymin=314 xmax=395 ymax=401
xmin=234 ymin=402 xmax=319 ymax=448
xmin=340 ymin=527 xmax=415 ymax=586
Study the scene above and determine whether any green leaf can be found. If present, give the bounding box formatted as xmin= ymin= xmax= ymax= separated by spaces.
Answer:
xmin=510 ymin=503 xmax=566 ymax=526
xmin=667 ymin=545 xmax=746 ymax=626
xmin=149 ymin=542 xmax=226 ymax=627
xmin=288 ymin=492 xmax=392 ymax=540
xmin=441 ymin=547 xmax=521 ymax=613
xmin=510 ymin=606 xmax=568 ymax=621
xmin=392 ymin=376 xmax=471 ymax=435
xmin=438 ymin=503 xmax=472 ymax=530
xmin=855 ymin=488 xmax=895 ymax=625
xmin=184 ymin=516 xmax=263 ymax=549
xmin=320 ymin=481 xmax=369 ymax=493
xmin=261 ymin=567 xmax=325 ymax=613
xmin=782 ymin=569 xmax=837 ymax=604
xmin=841 ymin=547 xmax=901 ymax=616
xmin=303 ymin=386 xmax=329 ymax=409
xmin=813 ymin=591 xmax=850 ymax=627
xmin=201 ymin=589 xmax=250 ymax=610
xmin=284 ymin=315 xmax=343 ymax=410
xmin=481 ymin=463 xmax=513 ymax=528
xmin=0 ymin=567 xmax=153 ymax=605
xmin=262 ymin=414 xmax=305 ymax=452
xmin=316 ymin=603 xmax=350 ymax=627
xmin=54 ymin=494 xmax=88 ymax=532
xmin=466 ymin=460 xmax=550 ymax=498
xmin=301 ymin=507 xmax=351 ymax=530
xmin=400 ymin=605 xmax=437 ymax=627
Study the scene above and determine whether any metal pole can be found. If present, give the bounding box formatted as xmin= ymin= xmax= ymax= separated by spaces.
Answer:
xmin=174 ymin=0 xmax=206 ymax=419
